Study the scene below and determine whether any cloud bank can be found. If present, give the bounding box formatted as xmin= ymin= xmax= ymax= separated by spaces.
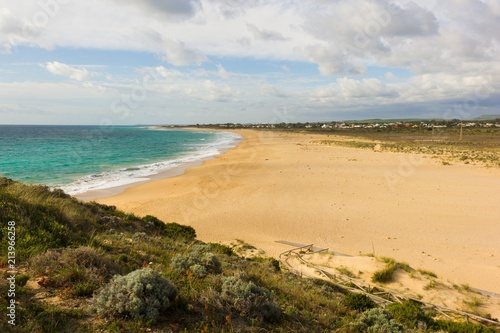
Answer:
xmin=0 ymin=0 xmax=498 ymax=124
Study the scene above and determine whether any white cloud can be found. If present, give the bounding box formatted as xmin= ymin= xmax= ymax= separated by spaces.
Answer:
xmin=300 ymin=44 xmax=366 ymax=76
xmin=0 ymin=81 xmax=111 ymax=124
xmin=198 ymin=80 xmax=237 ymax=102
xmin=0 ymin=7 xmax=35 ymax=52
xmin=194 ymin=64 xmax=230 ymax=78
xmin=2 ymin=0 xmax=498 ymax=74
xmin=381 ymin=2 xmax=438 ymax=37
xmin=384 ymin=72 xmax=396 ymax=81
xmin=162 ymin=39 xmax=206 ymax=66
xmin=0 ymin=42 xmax=12 ymax=54
xmin=260 ymin=84 xmax=289 ymax=98
xmin=1 ymin=0 xmax=500 ymax=123
xmin=297 ymin=0 xmax=442 ymax=75
xmin=246 ymin=23 xmax=287 ymax=41
xmin=45 ymin=62 xmax=89 ymax=81
xmin=311 ymin=77 xmax=399 ymax=104
xmin=338 ymin=77 xmax=399 ymax=98
xmin=83 ymin=82 xmax=107 ymax=93
xmin=0 ymin=8 xmax=21 ymax=35
xmin=114 ymin=0 xmax=202 ymax=20
xmin=214 ymin=64 xmax=229 ymax=79
xmin=308 ymin=72 xmax=500 ymax=119
xmin=153 ymin=66 xmax=183 ymax=80
xmin=207 ymin=0 xmax=263 ymax=19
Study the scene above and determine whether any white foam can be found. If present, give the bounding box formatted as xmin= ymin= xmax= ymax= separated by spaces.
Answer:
xmin=58 ymin=131 xmax=242 ymax=195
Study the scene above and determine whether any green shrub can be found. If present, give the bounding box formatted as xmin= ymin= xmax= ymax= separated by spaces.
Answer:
xmin=15 ymin=274 xmax=30 ymax=287
xmin=269 ymin=258 xmax=281 ymax=272
xmin=26 ymin=304 xmax=84 ymax=333
xmin=69 ymin=280 xmax=100 ymax=297
xmin=387 ymin=301 xmax=432 ymax=329
xmin=163 ymin=221 xmax=196 ymax=240
xmin=209 ymin=275 xmax=281 ymax=323
xmin=142 ymin=215 xmax=196 ymax=238
xmin=90 ymin=268 xmax=178 ymax=323
xmin=208 ymin=242 xmax=234 ymax=256
xmin=170 ymin=244 xmax=221 ymax=278
xmin=142 ymin=215 xmax=166 ymax=228
xmin=344 ymin=293 xmax=376 ymax=312
xmin=372 ymin=262 xmax=397 ymax=283
xmin=350 ymin=308 xmax=404 ymax=333
xmin=249 ymin=257 xmax=281 ymax=272
xmin=432 ymin=320 xmax=497 ymax=333
xmin=0 ymin=180 xmax=94 ymax=259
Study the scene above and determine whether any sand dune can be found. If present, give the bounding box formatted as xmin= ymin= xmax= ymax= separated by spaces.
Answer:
xmin=94 ymin=129 xmax=500 ymax=294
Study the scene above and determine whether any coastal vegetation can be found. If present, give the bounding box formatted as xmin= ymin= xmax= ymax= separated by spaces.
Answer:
xmin=193 ymin=120 xmax=500 ymax=167
xmin=0 ymin=178 xmax=497 ymax=332
xmin=371 ymin=257 xmax=412 ymax=283
xmin=314 ymin=136 xmax=500 ymax=168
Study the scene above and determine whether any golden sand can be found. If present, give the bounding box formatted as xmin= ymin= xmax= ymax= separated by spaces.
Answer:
xmin=93 ymin=129 xmax=500 ymax=294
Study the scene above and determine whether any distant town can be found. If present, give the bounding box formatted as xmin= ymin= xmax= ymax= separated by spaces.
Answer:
xmin=186 ymin=117 xmax=500 ymax=131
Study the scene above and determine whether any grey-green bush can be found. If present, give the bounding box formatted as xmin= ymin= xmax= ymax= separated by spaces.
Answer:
xmin=28 ymin=246 xmax=122 ymax=290
xmin=350 ymin=308 xmax=404 ymax=333
xmin=344 ymin=293 xmax=376 ymax=312
xmin=170 ymin=244 xmax=221 ymax=278
xmin=90 ymin=268 xmax=178 ymax=323
xmin=387 ymin=301 xmax=432 ymax=329
xmin=214 ymin=275 xmax=281 ymax=323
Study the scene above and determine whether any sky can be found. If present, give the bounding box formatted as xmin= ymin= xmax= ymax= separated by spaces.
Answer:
xmin=0 ymin=0 xmax=499 ymax=125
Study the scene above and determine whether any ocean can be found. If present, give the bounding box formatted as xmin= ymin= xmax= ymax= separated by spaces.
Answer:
xmin=0 ymin=125 xmax=241 ymax=195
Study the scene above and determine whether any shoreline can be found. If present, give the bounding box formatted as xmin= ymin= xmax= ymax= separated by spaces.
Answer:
xmin=94 ymin=129 xmax=500 ymax=294
xmin=75 ymin=128 xmax=243 ymax=201
xmin=75 ymin=159 xmax=205 ymax=201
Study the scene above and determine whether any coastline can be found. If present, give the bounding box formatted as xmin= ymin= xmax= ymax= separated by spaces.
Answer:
xmin=93 ymin=129 xmax=500 ymax=294
xmin=75 ymin=158 xmax=205 ymax=201
xmin=75 ymin=128 xmax=242 ymax=200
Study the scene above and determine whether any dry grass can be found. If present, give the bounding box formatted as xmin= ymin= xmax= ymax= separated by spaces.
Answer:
xmin=313 ymin=127 xmax=500 ymax=167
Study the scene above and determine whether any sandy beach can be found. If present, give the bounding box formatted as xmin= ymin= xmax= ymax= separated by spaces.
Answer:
xmin=93 ymin=129 xmax=500 ymax=295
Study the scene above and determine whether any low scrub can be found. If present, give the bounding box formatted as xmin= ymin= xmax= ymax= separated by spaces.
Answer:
xmin=372 ymin=261 xmax=398 ymax=283
xmin=143 ymin=215 xmax=196 ymax=240
xmin=90 ymin=267 xmax=178 ymax=323
xmin=205 ymin=274 xmax=281 ymax=323
xmin=2 ymin=178 xmax=497 ymax=332
xmin=350 ymin=308 xmax=404 ymax=333
xmin=344 ymin=293 xmax=376 ymax=312
xmin=15 ymin=274 xmax=30 ymax=287
xmin=387 ymin=301 xmax=433 ymax=329
xmin=170 ymin=244 xmax=222 ymax=278
xmin=386 ymin=301 xmax=496 ymax=332
xmin=432 ymin=320 xmax=497 ymax=333
xmin=28 ymin=246 xmax=122 ymax=297
xmin=371 ymin=257 xmax=412 ymax=283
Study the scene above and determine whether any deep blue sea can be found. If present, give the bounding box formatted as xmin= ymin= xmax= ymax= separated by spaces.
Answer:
xmin=0 ymin=125 xmax=241 ymax=195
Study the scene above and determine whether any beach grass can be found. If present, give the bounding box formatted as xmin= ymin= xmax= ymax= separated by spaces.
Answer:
xmin=418 ymin=269 xmax=438 ymax=278
xmin=371 ymin=257 xmax=414 ymax=283
xmin=311 ymin=126 xmax=500 ymax=167
xmin=372 ymin=261 xmax=399 ymax=283
xmin=336 ymin=266 xmax=356 ymax=278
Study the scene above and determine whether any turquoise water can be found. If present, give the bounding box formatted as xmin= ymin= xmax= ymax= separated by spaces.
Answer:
xmin=0 ymin=125 xmax=241 ymax=194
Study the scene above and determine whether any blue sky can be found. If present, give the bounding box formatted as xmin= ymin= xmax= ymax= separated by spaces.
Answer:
xmin=1 ymin=0 xmax=499 ymax=125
